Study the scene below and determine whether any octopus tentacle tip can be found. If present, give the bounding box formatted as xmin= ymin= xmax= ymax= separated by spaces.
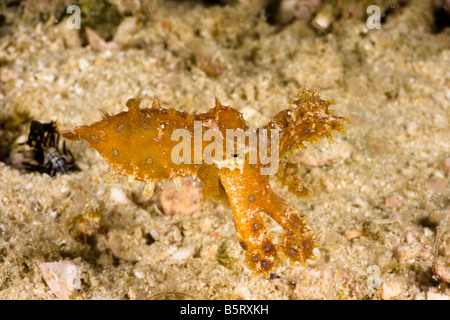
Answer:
xmin=61 ymin=90 xmax=345 ymax=276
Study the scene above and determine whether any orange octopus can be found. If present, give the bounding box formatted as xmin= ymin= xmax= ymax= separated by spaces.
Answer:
xmin=61 ymin=90 xmax=345 ymax=277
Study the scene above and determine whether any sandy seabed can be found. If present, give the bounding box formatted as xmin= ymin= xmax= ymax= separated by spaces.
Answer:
xmin=0 ymin=0 xmax=449 ymax=299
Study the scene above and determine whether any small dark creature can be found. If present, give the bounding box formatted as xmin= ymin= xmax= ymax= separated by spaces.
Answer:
xmin=9 ymin=121 xmax=77 ymax=176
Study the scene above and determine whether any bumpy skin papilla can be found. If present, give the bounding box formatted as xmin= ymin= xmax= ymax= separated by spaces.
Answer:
xmin=61 ymin=90 xmax=345 ymax=277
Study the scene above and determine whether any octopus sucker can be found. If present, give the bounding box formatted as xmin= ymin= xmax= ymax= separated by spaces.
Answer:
xmin=61 ymin=89 xmax=345 ymax=275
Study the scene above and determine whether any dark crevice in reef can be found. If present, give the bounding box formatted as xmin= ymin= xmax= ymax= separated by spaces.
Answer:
xmin=264 ymin=0 xmax=281 ymax=26
xmin=417 ymin=215 xmax=438 ymax=232
xmin=380 ymin=4 xmax=398 ymax=24
xmin=432 ymin=2 xmax=450 ymax=33
xmin=144 ymin=232 xmax=156 ymax=245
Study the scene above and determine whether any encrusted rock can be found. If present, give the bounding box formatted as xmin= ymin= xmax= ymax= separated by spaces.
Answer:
xmin=40 ymin=260 xmax=81 ymax=300
xmin=380 ymin=280 xmax=402 ymax=300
